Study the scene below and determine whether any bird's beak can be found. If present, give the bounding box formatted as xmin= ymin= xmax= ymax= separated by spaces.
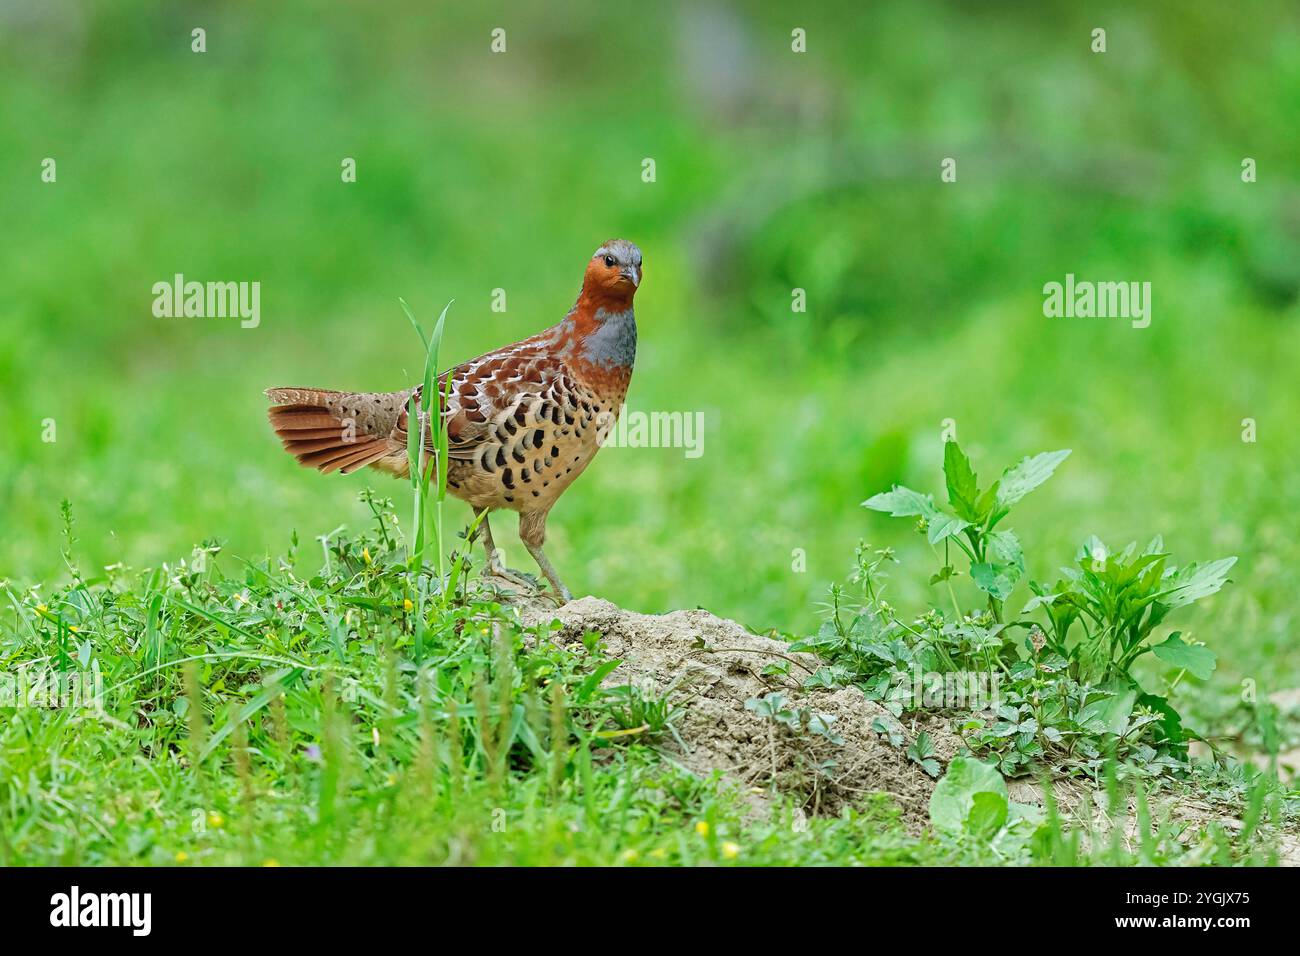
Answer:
xmin=618 ymin=265 xmax=640 ymax=288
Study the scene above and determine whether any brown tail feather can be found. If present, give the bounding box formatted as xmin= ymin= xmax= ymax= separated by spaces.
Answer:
xmin=336 ymin=443 xmax=395 ymax=474
xmin=265 ymin=387 xmax=342 ymax=406
xmin=279 ymin=435 xmax=355 ymax=455
xmin=301 ymin=439 xmax=387 ymax=473
xmin=268 ymin=409 xmax=347 ymax=431
xmin=273 ymin=426 xmax=352 ymax=441
xmin=265 ymin=387 xmax=403 ymax=477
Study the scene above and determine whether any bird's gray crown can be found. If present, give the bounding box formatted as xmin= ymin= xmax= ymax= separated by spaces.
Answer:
xmin=593 ymin=239 xmax=642 ymax=267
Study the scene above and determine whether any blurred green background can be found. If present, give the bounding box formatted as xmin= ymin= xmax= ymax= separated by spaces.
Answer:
xmin=3 ymin=1 xmax=1298 ymax=711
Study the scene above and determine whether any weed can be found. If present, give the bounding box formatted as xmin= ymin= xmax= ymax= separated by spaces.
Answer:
xmin=797 ymin=439 xmax=1237 ymax=779
xmin=597 ymin=681 xmax=688 ymax=749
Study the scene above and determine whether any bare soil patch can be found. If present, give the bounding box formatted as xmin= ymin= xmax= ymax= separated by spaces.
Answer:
xmin=517 ymin=596 xmax=957 ymax=827
xmin=516 ymin=595 xmax=1298 ymax=859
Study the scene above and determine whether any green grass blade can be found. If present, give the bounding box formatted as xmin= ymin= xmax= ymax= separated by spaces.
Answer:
xmin=198 ymin=667 xmax=306 ymax=763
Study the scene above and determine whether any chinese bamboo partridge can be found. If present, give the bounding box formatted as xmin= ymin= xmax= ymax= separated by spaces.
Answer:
xmin=264 ymin=239 xmax=643 ymax=603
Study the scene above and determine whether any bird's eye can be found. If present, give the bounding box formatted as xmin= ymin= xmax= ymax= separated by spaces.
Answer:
xmin=603 ymin=255 xmax=616 ymax=268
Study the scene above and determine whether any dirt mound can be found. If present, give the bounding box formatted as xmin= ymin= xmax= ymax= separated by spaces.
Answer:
xmin=513 ymin=596 xmax=1300 ymax=861
xmin=516 ymin=596 xmax=957 ymax=825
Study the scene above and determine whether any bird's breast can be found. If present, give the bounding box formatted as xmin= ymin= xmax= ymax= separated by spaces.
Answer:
xmin=562 ymin=306 xmax=636 ymax=395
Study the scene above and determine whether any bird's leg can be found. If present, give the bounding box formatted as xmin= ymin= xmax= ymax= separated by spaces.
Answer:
xmin=519 ymin=511 xmax=573 ymax=605
xmin=472 ymin=508 xmax=538 ymax=592
xmin=523 ymin=542 xmax=572 ymax=605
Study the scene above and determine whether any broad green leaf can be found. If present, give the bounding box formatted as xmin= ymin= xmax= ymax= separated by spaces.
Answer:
xmin=857 ymin=642 xmax=895 ymax=663
xmin=908 ymin=731 xmax=935 ymax=761
xmin=997 ymin=450 xmax=1070 ymax=508
xmin=1158 ymin=557 xmax=1236 ymax=610
xmin=1078 ymin=681 xmax=1137 ymax=735
xmin=803 ymin=667 xmax=841 ymax=689
xmin=1137 ymin=692 xmax=1186 ymax=745
xmin=927 ymin=512 xmax=971 ymax=544
xmin=987 ymin=530 xmax=1024 ymax=571
xmin=943 ymin=441 xmax=981 ymax=522
xmin=973 ymin=481 xmax=1001 ymax=522
xmin=1007 ymin=799 xmax=1044 ymax=829
xmin=1151 ymin=633 xmax=1216 ymax=680
xmin=971 ymin=562 xmax=1019 ymax=600
xmin=966 ymin=790 xmax=1009 ymax=838
xmin=1020 ymin=592 xmax=1058 ymax=614
xmin=847 ymin=612 xmax=890 ymax=641
xmin=862 ymin=486 xmax=937 ymax=518
xmin=929 ymin=756 xmax=1007 ymax=834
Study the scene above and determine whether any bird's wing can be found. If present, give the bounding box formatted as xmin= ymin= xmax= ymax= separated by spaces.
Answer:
xmin=393 ymin=346 xmax=577 ymax=467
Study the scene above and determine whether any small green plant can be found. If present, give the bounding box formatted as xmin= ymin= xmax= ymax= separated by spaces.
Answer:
xmin=907 ymin=731 xmax=941 ymax=777
xmin=397 ymin=298 xmax=489 ymax=661
xmin=745 ymin=693 xmax=845 ymax=745
xmin=598 ymin=682 xmax=688 ymax=749
xmin=929 ymin=756 xmax=1041 ymax=860
xmin=399 ymin=297 xmax=453 ymax=576
xmin=799 ymin=439 xmax=1236 ymax=779
xmin=864 ymin=442 xmax=1071 ymax=622
xmin=930 ymin=756 xmax=1284 ymax=866
xmin=1025 ymin=535 xmax=1233 ymax=686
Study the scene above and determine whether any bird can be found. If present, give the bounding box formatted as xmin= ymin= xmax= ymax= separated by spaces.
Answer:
xmin=263 ymin=239 xmax=643 ymax=603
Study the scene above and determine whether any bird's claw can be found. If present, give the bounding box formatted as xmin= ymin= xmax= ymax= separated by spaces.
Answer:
xmin=482 ymin=564 xmax=541 ymax=596
xmin=482 ymin=565 xmax=569 ymax=607
xmin=538 ymin=588 xmax=569 ymax=608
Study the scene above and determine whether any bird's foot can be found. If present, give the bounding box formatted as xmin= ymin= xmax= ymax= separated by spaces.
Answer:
xmin=482 ymin=564 xmax=542 ymax=598
xmin=536 ymin=587 xmax=569 ymax=609
xmin=482 ymin=566 xmax=570 ymax=607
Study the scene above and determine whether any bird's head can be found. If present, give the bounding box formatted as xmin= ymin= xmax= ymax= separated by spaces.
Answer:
xmin=583 ymin=239 xmax=643 ymax=304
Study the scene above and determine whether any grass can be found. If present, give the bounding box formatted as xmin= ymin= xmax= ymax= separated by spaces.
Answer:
xmin=0 ymin=500 xmax=936 ymax=866
xmin=1 ymin=502 xmax=1287 ymax=867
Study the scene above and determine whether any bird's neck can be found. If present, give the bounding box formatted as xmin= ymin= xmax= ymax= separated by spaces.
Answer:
xmin=555 ymin=292 xmax=637 ymax=389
